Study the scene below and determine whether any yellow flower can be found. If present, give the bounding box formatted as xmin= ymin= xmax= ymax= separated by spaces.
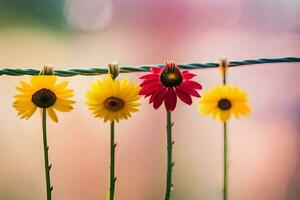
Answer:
xmin=199 ymin=85 xmax=251 ymax=122
xmin=86 ymin=76 xmax=141 ymax=122
xmin=13 ymin=75 xmax=75 ymax=122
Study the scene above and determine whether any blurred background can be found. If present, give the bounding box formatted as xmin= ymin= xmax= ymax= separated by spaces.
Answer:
xmin=0 ymin=0 xmax=300 ymax=199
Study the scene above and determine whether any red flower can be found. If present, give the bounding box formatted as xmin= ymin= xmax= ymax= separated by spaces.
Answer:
xmin=139 ymin=61 xmax=202 ymax=111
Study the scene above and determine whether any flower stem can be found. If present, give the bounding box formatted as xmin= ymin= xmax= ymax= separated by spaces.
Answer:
xmin=110 ymin=121 xmax=116 ymax=200
xmin=164 ymin=111 xmax=174 ymax=200
xmin=222 ymin=59 xmax=228 ymax=200
xmin=223 ymin=122 xmax=228 ymax=200
xmin=42 ymin=108 xmax=52 ymax=200
xmin=223 ymin=70 xmax=227 ymax=85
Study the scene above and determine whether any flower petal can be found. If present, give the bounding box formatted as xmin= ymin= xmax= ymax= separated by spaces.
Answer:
xmin=86 ymin=76 xmax=141 ymax=122
xmin=140 ymin=73 xmax=160 ymax=80
xmin=140 ymin=78 xmax=160 ymax=87
xmin=183 ymin=71 xmax=197 ymax=80
xmin=153 ymin=88 xmax=167 ymax=109
xmin=178 ymin=84 xmax=200 ymax=97
xmin=175 ymin=87 xmax=192 ymax=105
xmin=24 ymin=106 xmax=37 ymax=119
xmin=198 ymin=84 xmax=251 ymax=122
xmin=219 ymin=110 xmax=231 ymax=122
xmin=151 ymin=67 xmax=162 ymax=74
xmin=139 ymin=83 xmax=164 ymax=95
xmin=184 ymin=80 xmax=202 ymax=90
xmin=48 ymin=108 xmax=58 ymax=123
xmin=164 ymin=88 xmax=177 ymax=111
xmin=149 ymin=93 xmax=156 ymax=104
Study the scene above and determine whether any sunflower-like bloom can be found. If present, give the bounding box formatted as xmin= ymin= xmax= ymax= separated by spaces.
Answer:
xmin=86 ymin=76 xmax=141 ymax=122
xmin=139 ymin=61 xmax=202 ymax=111
xmin=13 ymin=75 xmax=75 ymax=122
xmin=199 ymin=85 xmax=251 ymax=122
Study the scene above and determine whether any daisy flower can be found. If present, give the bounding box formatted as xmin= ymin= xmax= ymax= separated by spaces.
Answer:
xmin=139 ymin=61 xmax=202 ymax=111
xmin=199 ymin=84 xmax=251 ymax=122
xmin=86 ymin=76 xmax=141 ymax=122
xmin=13 ymin=75 xmax=75 ymax=122
xmin=86 ymin=63 xmax=140 ymax=200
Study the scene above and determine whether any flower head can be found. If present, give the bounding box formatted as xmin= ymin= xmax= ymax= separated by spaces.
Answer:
xmin=199 ymin=85 xmax=251 ymax=122
xmin=86 ymin=76 xmax=141 ymax=122
xmin=13 ymin=75 xmax=75 ymax=122
xmin=139 ymin=61 xmax=202 ymax=111
xmin=108 ymin=61 xmax=120 ymax=80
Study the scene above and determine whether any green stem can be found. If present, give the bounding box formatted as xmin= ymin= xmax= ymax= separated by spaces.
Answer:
xmin=164 ymin=111 xmax=174 ymax=200
xmin=222 ymin=61 xmax=228 ymax=200
xmin=223 ymin=70 xmax=227 ymax=85
xmin=223 ymin=122 xmax=228 ymax=200
xmin=42 ymin=108 xmax=52 ymax=200
xmin=110 ymin=121 xmax=116 ymax=200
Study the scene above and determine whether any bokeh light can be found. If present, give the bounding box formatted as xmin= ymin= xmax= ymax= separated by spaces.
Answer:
xmin=64 ymin=0 xmax=113 ymax=31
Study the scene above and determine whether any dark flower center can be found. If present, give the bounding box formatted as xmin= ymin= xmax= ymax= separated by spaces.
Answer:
xmin=218 ymin=98 xmax=232 ymax=110
xmin=104 ymin=97 xmax=124 ymax=111
xmin=160 ymin=63 xmax=183 ymax=87
xmin=32 ymin=88 xmax=56 ymax=108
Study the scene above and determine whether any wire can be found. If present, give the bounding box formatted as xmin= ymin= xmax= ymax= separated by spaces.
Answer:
xmin=0 ymin=57 xmax=299 ymax=77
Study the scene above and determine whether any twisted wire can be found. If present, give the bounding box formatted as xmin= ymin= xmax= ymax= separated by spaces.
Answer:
xmin=0 ymin=57 xmax=299 ymax=77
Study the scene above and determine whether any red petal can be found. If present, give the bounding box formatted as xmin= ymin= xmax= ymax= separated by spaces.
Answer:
xmin=140 ymin=78 xmax=160 ymax=87
xmin=153 ymin=88 xmax=167 ymax=109
xmin=149 ymin=88 xmax=164 ymax=104
xmin=140 ymin=83 xmax=163 ymax=95
xmin=140 ymin=73 xmax=159 ymax=80
xmin=164 ymin=88 xmax=177 ymax=111
xmin=149 ymin=93 xmax=156 ymax=103
xmin=183 ymin=72 xmax=196 ymax=80
xmin=178 ymin=84 xmax=200 ymax=97
xmin=175 ymin=87 xmax=192 ymax=105
xmin=141 ymin=82 xmax=162 ymax=90
xmin=151 ymin=67 xmax=162 ymax=74
xmin=184 ymin=80 xmax=202 ymax=90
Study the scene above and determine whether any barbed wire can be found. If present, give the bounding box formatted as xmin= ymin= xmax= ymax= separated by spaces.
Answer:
xmin=0 ymin=57 xmax=299 ymax=77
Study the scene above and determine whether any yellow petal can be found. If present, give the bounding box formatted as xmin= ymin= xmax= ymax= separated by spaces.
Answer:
xmin=199 ymin=102 xmax=217 ymax=115
xmin=47 ymin=108 xmax=58 ymax=123
xmin=219 ymin=110 xmax=231 ymax=122
xmin=24 ymin=106 xmax=37 ymax=119
xmin=54 ymin=81 xmax=68 ymax=91
xmin=53 ymin=102 xmax=74 ymax=112
xmin=199 ymin=84 xmax=251 ymax=122
xmin=86 ymin=76 xmax=141 ymax=122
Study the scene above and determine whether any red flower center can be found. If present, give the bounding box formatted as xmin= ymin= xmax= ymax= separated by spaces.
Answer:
xmin=160 ymin=64 xmax=183 ymax=87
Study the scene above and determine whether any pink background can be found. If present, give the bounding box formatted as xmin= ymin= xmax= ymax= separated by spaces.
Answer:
xmin=0 ymin=0 xmax=299 ymax=199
